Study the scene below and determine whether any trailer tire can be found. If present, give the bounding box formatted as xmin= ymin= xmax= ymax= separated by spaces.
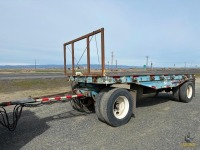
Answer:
xmin=101 ymin=88 xmax=133 ymax=127
xmin=95 ymin=92 xmax=105 ymax=122
xmin=95 ymin=87 xmax=114 ymax=122
xmin=180 ymin=82 xmax=194 ymax=103
xmin=173 ymin=87 xmax=180 ymax=101
xmin=95 ymin=91 xmax=107 ymax=122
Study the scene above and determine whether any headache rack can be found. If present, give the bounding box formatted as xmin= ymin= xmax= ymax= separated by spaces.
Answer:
xmin=63 ymin=28 xmax=105 ymax=76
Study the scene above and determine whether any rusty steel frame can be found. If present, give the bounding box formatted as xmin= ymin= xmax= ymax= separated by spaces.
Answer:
xmin=63 ymin=28 xmax=105 ymax=76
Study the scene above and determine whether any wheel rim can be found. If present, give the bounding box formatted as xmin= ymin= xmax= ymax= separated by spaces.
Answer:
xmin=113 ymin=96 xmax=129 ymax=119
xmin=186 ymin=85 xmax=193 ymax=99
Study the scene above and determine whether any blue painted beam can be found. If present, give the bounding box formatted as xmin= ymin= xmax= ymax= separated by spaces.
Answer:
xmin=69 ymin=74 xmax=194 ymax=90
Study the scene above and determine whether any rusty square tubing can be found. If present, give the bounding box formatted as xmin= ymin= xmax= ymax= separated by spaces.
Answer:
xmin=71 ymin=42 xmax=75 ymax=75
xmin=63 ymin=28 xmax=105 ymax=76
xmin=87 ymin=37 xmax=90 ymax=74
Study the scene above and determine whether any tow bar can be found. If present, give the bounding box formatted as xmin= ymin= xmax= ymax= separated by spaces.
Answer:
xmin=0 ymin=94 xmax=84 ymax=131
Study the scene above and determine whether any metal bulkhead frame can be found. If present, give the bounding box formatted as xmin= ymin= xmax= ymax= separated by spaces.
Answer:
xmin=63 ymin=28 xmax=105 ymax=76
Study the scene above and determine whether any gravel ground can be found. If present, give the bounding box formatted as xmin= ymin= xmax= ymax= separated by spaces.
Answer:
xmin=0 ymin=79 xmax=200 ymax=150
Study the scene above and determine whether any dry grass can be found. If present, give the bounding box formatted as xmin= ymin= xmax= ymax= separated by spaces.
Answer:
xmin=0 ymin=78 xmax=70 ymax=93
xmin=195 ymin=74 xmax=200 ymax=78
xmin=0 ymin=78 xmax=71 ymax=102
xmin=0 ymin=68 xmax=64 ymax=74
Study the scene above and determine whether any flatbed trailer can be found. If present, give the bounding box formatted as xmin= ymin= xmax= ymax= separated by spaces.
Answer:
xmin=63 ymin=28 xmax=196 ymax=126
xmin=0 ymin=28 xmax=196 ymax=130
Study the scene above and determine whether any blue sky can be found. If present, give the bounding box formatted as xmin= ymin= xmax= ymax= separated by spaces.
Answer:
xmin=0 ymin=0 xmax=200 ymax=67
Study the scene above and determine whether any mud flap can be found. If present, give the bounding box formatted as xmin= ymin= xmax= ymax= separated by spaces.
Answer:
xmin=129 ymin=89 xmax=137 ymax=117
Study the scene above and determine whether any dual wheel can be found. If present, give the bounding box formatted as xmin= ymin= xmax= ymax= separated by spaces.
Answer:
xmin=95 ymin=81 xmax=194 ymax=127
xmin=173 ymin=81 xmax=194 ymax=103
xmin=95 ymin=88 xmax=134 ymax=127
